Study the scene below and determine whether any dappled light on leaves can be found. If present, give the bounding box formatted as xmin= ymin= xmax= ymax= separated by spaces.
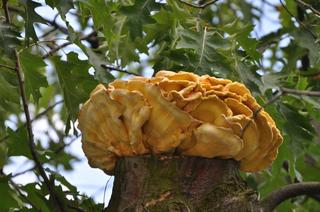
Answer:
xmin=78 ymin=71 xmax=283 ymax=173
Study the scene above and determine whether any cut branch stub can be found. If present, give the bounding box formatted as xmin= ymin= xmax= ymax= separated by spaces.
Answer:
xmin=106 ymin=156 xmax=258 ymax=211
xmin=77 ymin=71 xmax=283 ymax=173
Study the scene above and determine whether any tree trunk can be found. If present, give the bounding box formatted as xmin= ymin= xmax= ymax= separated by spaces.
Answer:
xmin=105 ymin=156 xmax=260 ymax=212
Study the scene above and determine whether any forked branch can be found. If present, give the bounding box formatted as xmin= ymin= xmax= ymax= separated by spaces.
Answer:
xmin=260 ymin=182 xmax=320 ymax=211
xmin=101 ymin=64 xmax=141 ymax=76
xmin=2 ymin=0 xmax=65 ymax=210
xmin=178 ymin=0 xmax=220 ymax=9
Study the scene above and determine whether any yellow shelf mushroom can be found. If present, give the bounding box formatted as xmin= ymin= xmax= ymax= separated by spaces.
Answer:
xmin=78 ymin=71 xmax=283 ymax=173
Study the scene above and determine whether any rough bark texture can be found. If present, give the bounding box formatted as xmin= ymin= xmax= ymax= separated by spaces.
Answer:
xmin=105 ymin=156 xmax=259 ymax=212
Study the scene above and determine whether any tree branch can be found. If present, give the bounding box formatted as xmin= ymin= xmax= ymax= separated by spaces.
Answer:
xmin=8 ymin=6 xmax=68 ymax=35
xmin=2 ymin=0 xmax=11 ymax=22
xmin=295 ymin=0 xmax=320 ymax=17
xmin=241 ymin=86 xmax=320 ymax=138
xmin=0 ymin=100 xmax=64 ymax=143
xmin=178 ymin=0 xmax=220 ymax=9
xmin=280 ymin=0 xmax=317 ymax=39
xmin=281 ymin=87 xmax=320 ymax=97
xmin=0 ymin=64 xmax=16 ymax=72
xmin=260 ymin=182 xmax=320 ymax=211
xmin=7 ymin=177 xmax=39 ymax=209
xmin=11 ymin=135 xmax=79 ymax=178
xmin=101 ymin=64 xmax=141 ymax=76
xmin=240 ymin=91 xmax=284 ymax=138
xmin=39 ymin=14 xmax=64 ymax=39
xmin=41 ymin=13 xmax=68 ymax=34
xmin=2 ymin=1 xmax=65 ymax=210
xmin=42 ymin=31 xmax=97 ymax=58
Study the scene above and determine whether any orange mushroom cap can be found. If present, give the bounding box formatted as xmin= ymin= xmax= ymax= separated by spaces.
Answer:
xmin=78 ymin=71 xmax=283 ymax=174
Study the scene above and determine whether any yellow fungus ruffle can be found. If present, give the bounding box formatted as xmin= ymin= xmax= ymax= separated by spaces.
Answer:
xmin=78 ymin=71 xmax=283 ymax=174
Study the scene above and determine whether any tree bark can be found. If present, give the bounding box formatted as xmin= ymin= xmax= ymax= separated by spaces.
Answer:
xmin=105 ymin=156 xmax=259 ymax=212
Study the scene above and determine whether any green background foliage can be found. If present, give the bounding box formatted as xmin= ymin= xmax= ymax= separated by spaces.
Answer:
xmin=0 ymin=0 xmax=319 ymax=210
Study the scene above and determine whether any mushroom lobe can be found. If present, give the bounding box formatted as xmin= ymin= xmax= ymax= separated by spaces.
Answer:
xmin=78 ymin=71 xmax=283 ymax=173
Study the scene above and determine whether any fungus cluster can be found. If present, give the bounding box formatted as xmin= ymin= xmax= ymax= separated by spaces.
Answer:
xmin=78 ymin=71 xmax=282 ymax=173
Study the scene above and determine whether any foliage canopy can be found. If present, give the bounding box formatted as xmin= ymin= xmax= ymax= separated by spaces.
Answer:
xmin=0 ymin=0 xmax=320 ymax=210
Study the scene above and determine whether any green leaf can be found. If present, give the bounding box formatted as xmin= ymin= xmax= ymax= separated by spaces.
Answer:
xmin=280 ymin=103 xmax=315 ymax=153
xmin=144 ymin=8 xmax=178 ymax=44
xmin=20 ymin=51 xmax=48 ymax=104
xmin=0 ymin=72 xmax=20 ymax=105
xmin=235 ymin=25 xmax=261 ymax=61
xmin=52 ymin=53 xmax=98 ymax=122
xmin=82 ymin=48 xmax=115 ymax=83
xmin=281 ymin=42 xmax=306 ymax=72
xmin=223 ymin=21 xmax=261 ymax=60
xmin=83 ymin=0 xmax=118 ymax=38
xmin=119 ymin=0 xmax=161 ymax=40
xmin=260 ymin=73 xmax=284 ymax=93
xmin=20 ymin=0 xmax=46 ymax=45
xmin=0 ymin=143 xmax=8 ymax=168
xmin=293 ymin=30 xmax=320 ymax=68
xmin=46 ymin=140 xmax=79 ymax=170
xmin=0 ymin=176 xmax=20 ymax=209
xmin=46 ymin=169 xmax=78 ymax=196
xmin=45 ymin=0 xmax=74 ymax=20
xmin=176 ymin=28 xmax=232 ymax=76
xmin=22 ymin=183 xmax=50 ymax=212
xmin=279 ymin=0 xmax=296 ymax=28
xmin=38 ymin=85 xmax=56 ymax=108
xmin=6 ymin=128 xmax=32 ymax=159
xmin=233 ymin=60 xmax=261 ymax=92
xmin=0 ymin=23 xmax=21 ymax=57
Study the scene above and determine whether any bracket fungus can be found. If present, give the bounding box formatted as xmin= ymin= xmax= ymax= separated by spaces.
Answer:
xmin=78 ymin=71 xmax=283 ymax=174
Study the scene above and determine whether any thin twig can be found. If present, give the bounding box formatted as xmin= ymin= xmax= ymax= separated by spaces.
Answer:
xmin=8 ymin=6 xmax=68 ymax=34
xmin=102 ymin=176 xmax=113 ymax=210
xmin=2 ymin=0 xmax=11 ymax=22
xmin=11 ymin=135 xmax=79 ymax=178
xmin=178 ymin=0 xmax=220 ymax=9
xmin=8 ymin=178 xmax=39 ymax=209
xmin=54 ymin=135 xmax=80 ymax=154
xmin=241 ymin=86 xmax=320 ymax=137
xmin=0 ymin=64 xmax=16 ymax=72
xmin=281 ymin=87 xmax=320 ymax=97
xmin=2 ymin=1 xmax=65 ymax=210
xmin=295 ymin=0 xmax=320 ymax=17
xmin=42 ymin=41 xmax=72 ymax=58
xmin=240 ymin=91 xmax=284 ymax=138
xmin=280 ymin=0 xmax=317 ymax=39
xmin=0 ymin=100 xmax=64 ymax=143
xmin=67 ymin=205 xmax=86 ymax=212
xmin=18 ymin=39 xmax=68 ymax=55
xmin=101 ymin=64 xmax=141 ymax=76
xmin=39 ymin=27 xmax=58 ymax=39
xmin=261 ymin=0 xmax=277 ymax=8
xmin=299 ymin=71 xmax=320 ymax=77
xmin=38 ymin=13 xmax=60 ymax=38
xmin=42 ymin=31 xmax=97 ymax=58
xmin=43 ymin=13 xmax=68 ymax=34
xmin=260 ymin=182 xmax=320 ymax=211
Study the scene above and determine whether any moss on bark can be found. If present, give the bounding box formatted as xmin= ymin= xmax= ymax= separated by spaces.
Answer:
xmin=106 ymin=156 xmax=259 ymax=212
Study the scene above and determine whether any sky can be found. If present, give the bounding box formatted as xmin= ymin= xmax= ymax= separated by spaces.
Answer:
xmin=4 ymin=0 xmax=284 ymax=207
